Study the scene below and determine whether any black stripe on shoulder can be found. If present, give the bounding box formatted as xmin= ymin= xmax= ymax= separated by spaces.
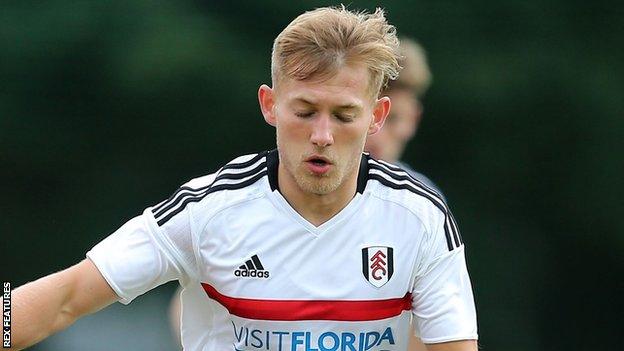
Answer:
xmin=152 ymin=153 xmax=267 ymax=215
xmin=152 ymin=182 xmax=214 ymax=215
xmin=369 ymin=174 xmax=455 ymax=251
xmin=221 ymin=151 xmax=268 ymax=171
xmin=371 ymin=159 xmax=463 ymax=247
xmin=374 ymin=159 xmax=404 ymax=172
xmin=155 ymin=170 xmax=268 ymax=226
xmin=368 ymin=170 xmax=461 ymax=252
xmin=369 ymin=159 xmax=442 ymax=201
xmin=368 ymin=171 xmax=444 ymax=212
xmin=449 ymin=210 xmax=463 ymax=246
xmin=369 ymin=161 xmax=445 ymax=209
xmin=153 ymin=161 xmax=267 ymax=219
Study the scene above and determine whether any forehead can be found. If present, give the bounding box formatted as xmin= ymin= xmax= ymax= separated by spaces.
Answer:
xmin=276 ymin=64 xmax=373 ymax=107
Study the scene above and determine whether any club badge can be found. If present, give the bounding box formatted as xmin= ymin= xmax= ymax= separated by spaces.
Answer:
xmin=362 ymin=246 xmax=394 ymax=288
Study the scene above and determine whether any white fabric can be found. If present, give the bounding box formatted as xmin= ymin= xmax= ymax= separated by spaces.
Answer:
xmin=87 ymin=211 xmax=188 ymax=304
xmin=87 ymin=152 xmax=478 ymax=350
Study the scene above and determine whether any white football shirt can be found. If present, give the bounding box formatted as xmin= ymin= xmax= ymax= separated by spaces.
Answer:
xmin=87 ymin=150 xmax=478 ymax=350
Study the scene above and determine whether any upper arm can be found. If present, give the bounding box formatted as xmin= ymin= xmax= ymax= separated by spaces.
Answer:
xmin=411 ymin=206 xmax=478 ymax=344
xmin=62 ymin=258 xmax=119 ymax=319
xmin=425 ymin=340 xmax=478 ymax=351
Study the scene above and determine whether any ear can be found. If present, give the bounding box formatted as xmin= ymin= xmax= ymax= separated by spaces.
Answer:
xmin=258 ymin=84 xmax=277 ymax=127
xmin=368 ymin=96 xmax=391 ymax=135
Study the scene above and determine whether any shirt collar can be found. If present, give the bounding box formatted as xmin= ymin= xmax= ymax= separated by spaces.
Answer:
xmin=266 ymin=148 xmax=369 ymax=194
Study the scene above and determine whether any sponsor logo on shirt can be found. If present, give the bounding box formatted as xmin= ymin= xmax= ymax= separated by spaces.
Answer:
xmin=361 ymin=246 xmax=394 ymax=288
xmin=234 ymin=254 xmax=270 ymax=278
xmin=231 ymin=321 xmax=396 ymax=351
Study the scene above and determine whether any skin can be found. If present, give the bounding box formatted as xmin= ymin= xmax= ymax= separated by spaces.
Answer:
xmin=258 ymin=63 xmax=389 ymax=226
xmin=7 ymin=259 xmax=117 ymax=350
xmin=365 ymin=88 xmax=422 ymax=163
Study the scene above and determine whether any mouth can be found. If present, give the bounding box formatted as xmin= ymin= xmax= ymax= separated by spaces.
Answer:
xmin=305 ymin=155 xmax=332 ymax=165
xmin=304 ymin=155 xmax=332 ymax=175
xmin=310 ymin=158 xmax=328 ymax=165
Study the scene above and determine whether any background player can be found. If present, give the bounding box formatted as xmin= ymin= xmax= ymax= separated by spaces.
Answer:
xmin=365 ymin=37 xmax=443 ymax=196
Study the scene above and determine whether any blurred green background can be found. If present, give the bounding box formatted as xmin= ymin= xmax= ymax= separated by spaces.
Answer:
xmin=1 ymin=1 xmax=623 ymax=350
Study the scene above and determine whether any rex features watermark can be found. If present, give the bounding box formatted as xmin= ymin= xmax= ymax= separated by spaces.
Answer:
xmin=3 ymin=282 xmax=10 ymax=349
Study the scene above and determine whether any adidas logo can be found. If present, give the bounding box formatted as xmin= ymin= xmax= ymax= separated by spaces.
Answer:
xmin=234 ymin=254 xmax=270 ymax=278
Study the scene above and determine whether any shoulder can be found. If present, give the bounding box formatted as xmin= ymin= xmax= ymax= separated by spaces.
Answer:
xmin=366 ymin=157 xmax=446 ymax=215
xmin=150 ymin=151 xmax=270 ymax=227
xmin=393 ymin=160 xmax=445 ymax=200
xmin=365 ymin=156 xmax=462 ymax=252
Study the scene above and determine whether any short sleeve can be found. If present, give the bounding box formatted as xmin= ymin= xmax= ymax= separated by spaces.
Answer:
xmin=411 ymin=211 xmax=478 ymax=343
xmin=87 ymin=205 xmax=197 ymax=305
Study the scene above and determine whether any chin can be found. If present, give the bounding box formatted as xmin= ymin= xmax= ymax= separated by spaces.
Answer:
xmin=296 ymin=173 xmax=340 ymax=195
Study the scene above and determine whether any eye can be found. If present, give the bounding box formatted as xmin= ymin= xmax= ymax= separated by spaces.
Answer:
xmin=295 ymin=111 xmax=314 ymax=118
xmin=334 ymin=113 xmax=355 ymax=123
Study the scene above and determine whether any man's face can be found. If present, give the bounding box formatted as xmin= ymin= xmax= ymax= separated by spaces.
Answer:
xmin=364 ymin=88 xmax=421 ymax=163
xmin=259 ymin=64 xmax=389 ymax=195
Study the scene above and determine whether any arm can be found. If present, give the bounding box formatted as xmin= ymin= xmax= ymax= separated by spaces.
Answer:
xmin=168 ymin=287 xmax=183 ymax=348
xmin=9 ymin=259 xmax=118 ymax=350
xmin=426 ymin=340 xmax=478 ymax=351
xmin=9 ymin=176 xmax=203 ymax=350
xmin=408 ymin=329 xmax=428 ymax=351
xmin=408 ymin=323 xmax=477 ymax=351
xmin=411 ymin=207 xmax=478 ymax=348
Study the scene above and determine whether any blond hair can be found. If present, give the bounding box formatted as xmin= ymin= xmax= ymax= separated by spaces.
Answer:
xmin=386 ymin=37 xmax=432 ymax=97
xmin=271 ymin=6 xmax=401 ymax=97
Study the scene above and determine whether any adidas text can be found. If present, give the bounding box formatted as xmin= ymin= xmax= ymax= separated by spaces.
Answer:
xmin=234 ymin=269 xmax=270 ymax=278
xmin=235 ymin=255 xmax=269 ymax=278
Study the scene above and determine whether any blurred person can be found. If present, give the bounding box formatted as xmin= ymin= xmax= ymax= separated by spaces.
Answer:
xmin=365 ymin=37 xmax=443 ymax=196
xmin=8 ymin=6 xmax=477 ymax=351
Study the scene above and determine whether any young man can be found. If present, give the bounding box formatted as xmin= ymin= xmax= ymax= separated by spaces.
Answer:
xmin=9 ymin=7 xmax=477 ymax=351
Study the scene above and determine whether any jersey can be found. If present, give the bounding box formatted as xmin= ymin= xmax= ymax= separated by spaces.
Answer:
xmin=394 ymin=160 xmax=445 ymax=202
xmin=87 ymin=149 xmax=477 ymax=351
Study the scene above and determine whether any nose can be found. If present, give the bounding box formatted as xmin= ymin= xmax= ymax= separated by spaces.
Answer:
xmin=309 ymin=114 xmax=334 ymax=147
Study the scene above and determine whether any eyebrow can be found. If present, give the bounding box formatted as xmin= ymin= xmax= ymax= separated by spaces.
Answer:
xmin=292 ymin=97 xmax=361 ymax=110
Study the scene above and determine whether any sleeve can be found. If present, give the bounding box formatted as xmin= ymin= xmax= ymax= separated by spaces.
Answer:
xmin=411 ymin=210 xmax=478 ymax=344
xmin=87 ymin=201 xmax=198 ymax=305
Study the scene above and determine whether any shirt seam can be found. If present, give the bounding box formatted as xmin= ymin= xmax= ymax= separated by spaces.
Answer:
xmin=144 ymin=208 xmax=196 ymax=283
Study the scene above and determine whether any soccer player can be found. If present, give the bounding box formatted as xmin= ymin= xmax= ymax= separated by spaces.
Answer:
xmin=9 ymin=6 xmax=478 ymax=351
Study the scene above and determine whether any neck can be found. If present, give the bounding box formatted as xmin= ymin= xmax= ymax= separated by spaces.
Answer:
xmin=277 ymin=164 xmax=359 ymax=227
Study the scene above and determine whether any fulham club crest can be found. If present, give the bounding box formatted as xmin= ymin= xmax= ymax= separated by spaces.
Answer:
xmin=362 ymin=246 xmax=394 ymax=288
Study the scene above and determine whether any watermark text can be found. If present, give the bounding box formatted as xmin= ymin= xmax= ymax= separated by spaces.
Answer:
xmin=3 ymin=282 xmax=11 ymax=348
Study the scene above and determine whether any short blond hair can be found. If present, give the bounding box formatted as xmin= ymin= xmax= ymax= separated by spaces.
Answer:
xmin=271 ymin=6 xmax=401 ymax=98
xmin=386 ymin=37 xmax=432 ymax=97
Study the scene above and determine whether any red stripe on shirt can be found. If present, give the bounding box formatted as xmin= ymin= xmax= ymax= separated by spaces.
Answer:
xmin=201 ymin=282 xmax=412 ymax=321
